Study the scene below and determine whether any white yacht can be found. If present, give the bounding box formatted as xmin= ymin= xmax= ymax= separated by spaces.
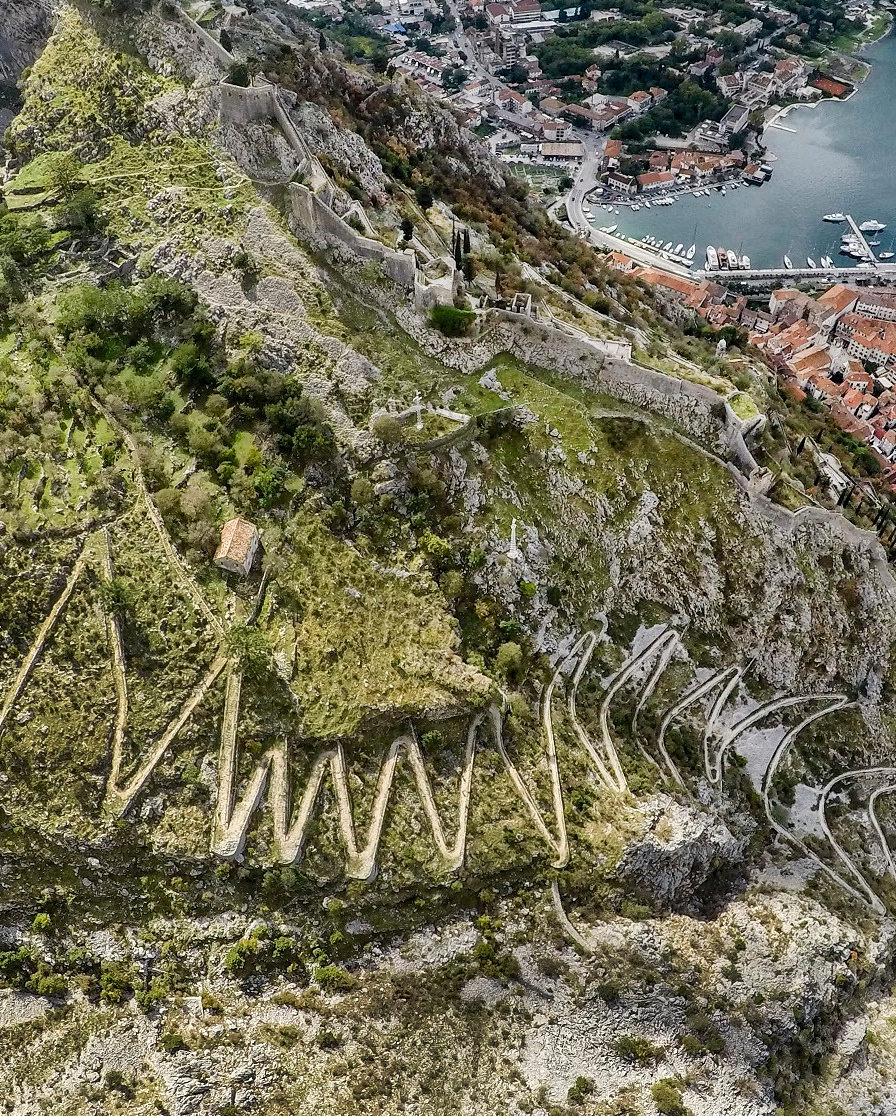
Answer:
xmin=881 ymin=251 xmax=895 ymax=260
xmin=686 ymin=244 xmax=696 ymax=259
xmin=706 ymin=245 xmax=719 ymax=269
xmin=860 ymin=219 xmax=887 ymax=232
xmin=674 ymin=243 xmax=684 ymax=254
xmin=807 ymin=257 xmax=817 ymax=268
xmin=740 ymin=255 xmax=750 ymax=269
xmin=784 ymin=255 xmax=794 ymax=269
xmin=663 ymin=241 xmax=673 ymax=251
xmin=823 ymin=213 xmax=846 ymax=222
xmin=726 ymin=249 xmax=739 ymax=269
xmin=604 ymin=223 xmax=618 ymax=233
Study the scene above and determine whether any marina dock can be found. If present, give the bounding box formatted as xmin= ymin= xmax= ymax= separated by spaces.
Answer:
xmin=844 ymin=214 xmax=881 ymax=268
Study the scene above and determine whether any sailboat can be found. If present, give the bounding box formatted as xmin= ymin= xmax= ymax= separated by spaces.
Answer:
xmin=686 ymin=222 xmax=697 ymax=261
xmin=784 ymin=255 xmax=794 ymax=269
xmin=807 ymin=256 xmax=817 ymax=268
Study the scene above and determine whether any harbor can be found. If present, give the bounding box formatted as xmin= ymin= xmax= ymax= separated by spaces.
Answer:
xmin=587 ymin=211 xmax=896 ymax=288
xmin=584 ymin=30 xmax=896 ymax=277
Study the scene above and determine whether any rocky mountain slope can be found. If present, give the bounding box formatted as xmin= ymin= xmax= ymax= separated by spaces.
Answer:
xmin=1 ymin=3 xmax=896 ymax=1115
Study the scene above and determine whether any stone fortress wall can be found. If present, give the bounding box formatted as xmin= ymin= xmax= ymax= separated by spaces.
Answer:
xmin=182 ymin=3 xmax=761 ymax=469
xmin=216 ymin=78 xmax=457 ymax=309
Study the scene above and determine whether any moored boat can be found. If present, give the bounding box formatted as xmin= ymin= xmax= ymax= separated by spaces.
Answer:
xmin=823 ymin=213 xmax=846 ymax=222
xmin=706 ymin=245 xmax=719 ymax=269
xmin=783 ymin=255 xmax=793 ymax=269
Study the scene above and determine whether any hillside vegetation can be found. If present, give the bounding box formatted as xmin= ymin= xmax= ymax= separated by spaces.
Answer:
xmin=1 ymin=3 xmax=896 ymax=1115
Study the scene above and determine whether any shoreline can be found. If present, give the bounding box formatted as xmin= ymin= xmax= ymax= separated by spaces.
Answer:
xmin=763 ymin=14 xmax=893 ymax=135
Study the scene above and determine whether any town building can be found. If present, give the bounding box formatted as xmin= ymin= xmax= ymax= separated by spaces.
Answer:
xmin=214 ymin=517 xmax=260 ymax=577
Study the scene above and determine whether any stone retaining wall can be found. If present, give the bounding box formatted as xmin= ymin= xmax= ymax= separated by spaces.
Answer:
xmin=174 ymin=7 xmax=233 ymax=68
xmin=481 ymin=311 xmax=759 ymax=474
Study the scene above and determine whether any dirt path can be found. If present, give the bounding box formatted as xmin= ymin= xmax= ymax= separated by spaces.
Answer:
xmin=213 ymin=665 xmax=482 ymax=873
xmin=212 ymin=662 xmax=573 ymax=872
xmin=104 ymin=655 xmax=228 ymax=815
xmin=705 ymin=690 xmax=841 ymax=786
xmin=86 ymin=392 xmax=224 ymax=640
xmin=0 ymin=539 xmax=91 ymax=739
xmin=211 ymin=625 xmax=694 ymax=872
xmin=752 ymin=697 xmax=886 ymax=913
xmin=565 ymin=627 xmax=619 ymax=790
xmin=815 ymin=762 xmax=895 ymax=916
xmin=868 ymin=783 xmax=896 ymax=885
xmin=597 ymin=627 xmax=679 ymax=793
xmin=654 ymin=666 xmax=741 ymax=787
xmin=99 ymin=529 xmax=129 ymax=800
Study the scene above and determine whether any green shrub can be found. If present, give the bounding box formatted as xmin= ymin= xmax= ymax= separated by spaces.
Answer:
xmin=224 ymin=938 xmax=259 ymax=976
xmin=26 ymin=965 xmax=67 ymax=998
xmin=596 ymin=979 xmax=620 ymax=1003
xmin=567 ymin=1076 xmax=594 ymax=1105
xmin=315 ymin=964 xmax=356 ymax=993
xmin=103 ymin=1069 xmax=132 ymax=1097
xmin=0 ymin=946 xmax=35 ymax=988
xmin=99 ymin=577 xmax=134 ymax=616
xmin=99 ymin=961 xmax=135 ymax=1004
xmin=31 ymin=913 xmax=51 ymax=933
xmin=651 ymin=1079 xmax=688 ymax=1115
xmin=613 ymin=1034 xmax=664 ymax=1064
xmin=429 ymin=304 xmax=475 ymax=337
xmin=370 ymin=413 xmax=404 ymax=444
xmin=494 ymin=641 xmax=523 ymax=680
xmin=161 ymin=1031 xmax=188 ymax=1053
xmin=226 ymin=626 xmax=271 ymax=677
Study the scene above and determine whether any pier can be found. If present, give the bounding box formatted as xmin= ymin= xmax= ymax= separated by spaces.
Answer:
xmin=844 ymin=214 xmax=881 ymax=268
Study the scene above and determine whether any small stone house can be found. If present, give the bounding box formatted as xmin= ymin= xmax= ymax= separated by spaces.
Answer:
xmin=214 ymin=517 xmax=260 ymax=577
